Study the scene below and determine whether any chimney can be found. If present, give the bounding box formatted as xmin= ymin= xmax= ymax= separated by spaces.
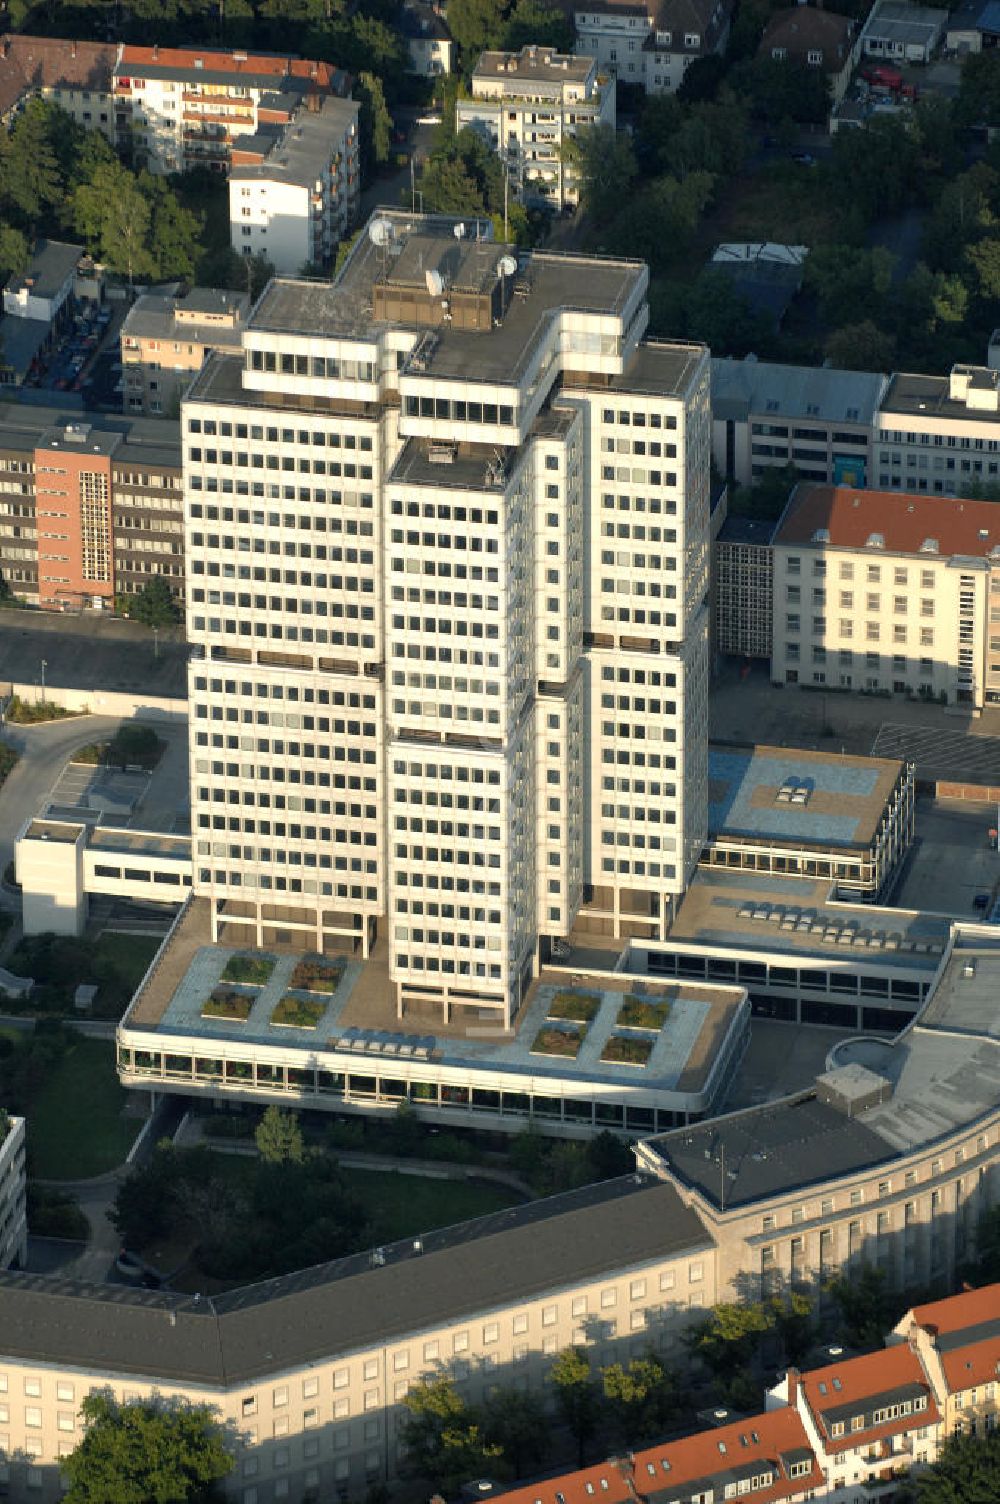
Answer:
xmin=71 ymin=39 xmax=77 ymax=58
xmin=152 ymin=43 xmax=159 ymax=59
xmin=2 ymin=37 xmax=11 ymax=58
xmin=786 ymin=1367 xmax=800 ymax=1406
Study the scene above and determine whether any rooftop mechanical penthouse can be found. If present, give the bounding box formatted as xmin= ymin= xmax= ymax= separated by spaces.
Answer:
xmin=183 ymin=210 xmax=712 ymax=1031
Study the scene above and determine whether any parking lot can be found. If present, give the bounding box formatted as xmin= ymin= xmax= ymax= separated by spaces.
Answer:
xmin=892 ymin=797 xmax=1000 ymax=918
xmin=22 ymin=301 xmax=116 ymax=398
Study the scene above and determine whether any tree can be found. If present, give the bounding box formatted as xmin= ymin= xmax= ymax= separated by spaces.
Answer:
xmin=61 ymin=1391 xmax=233 ymax=1504
xmin=549 ymin=1347 xmax=599 ymax=1466
xmin=144 ymin=176 xmax=204 ymax=281
xmin=686 ymin=1301 xmax=775 ymax=1379
xmin=966 ymin=236 xmax=1000 ymax=302
xmin=826 ymin=1264 xmax=896 ymax=1348
xmin=575 ymin=125 xmax=638 ymax=224
xmin=71 ymin=162 xmax=157 ymax=285
xmin=914 ymin=1427 xmax=1000 ymax=1504
xmin=602 ymin=1355 xmax=678 ymax=1444
xmin=400 ymin=1378 xmax=502 ymax=1490
xmin=0 ymin=97 xmax=63 ymax=222
xmin=0 ymin=226 xmax=28 ymax=283
xmin=479 ymin=1386 xmax=548 ymax=1476
xmin=503 ymin=0 xmax=574 ymax=53
xmin=824 ymin=319 xmax=896 ymax=373
xmin=729 ymin=464 xmax=800 ymax=522
xmin=731 ymin=56 xmax=830 ymax=125
xmin=956 ymin=50 xmax=1000 ymax=129
xmin=255 ymin=1105 xmax=305 ymax=1164
xmin=121 ymin=576 xmax=181 ymax=629
xmin=447 ymin=0 xmax=506 ymax=63
xmin=358 ymin=71 xmax=394 ymax=170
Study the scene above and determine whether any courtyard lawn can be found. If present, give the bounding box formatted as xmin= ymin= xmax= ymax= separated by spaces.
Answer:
xmin=4 ymin=932 xmax=162 ymax=1019
xmin=337 ymin=1167 xmax=523 ymax=1243
xmin=26 ymin=1035 xmax=137 ymax=1179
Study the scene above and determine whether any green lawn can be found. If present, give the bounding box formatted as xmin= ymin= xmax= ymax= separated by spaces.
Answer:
xmin=26 ymin=1036 xmax=137 ymax=1179
xmin=4 ymin=932 xmax=162 ymax=1019
xmin=340 ymin=1167 xmax=523 ymax=1243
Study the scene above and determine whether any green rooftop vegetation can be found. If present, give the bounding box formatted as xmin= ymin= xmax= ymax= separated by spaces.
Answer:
xmin=531 ymin=1025 xmax=584 ymax=1058
xmin=220 ymin=953 xmax=275 ymax=986
xmin=271 ymin=996 xmax=326 ymax=1029
xmin=201 ymin=988 xmax=254 ymax=1022
xmin=600 ymin=1035 xmax=654 ymax=1067
xmin=617 ymin=995 xmax=672 ymax=1030
xmin=289 ymin=957 xmax=345 ymax=994
xmin=547 ymin=989 xmax=601 ymax=1023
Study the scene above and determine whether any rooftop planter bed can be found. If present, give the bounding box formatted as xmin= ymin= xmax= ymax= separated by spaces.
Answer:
xmin=601 ymin=1034 xmax=653 ymax=1067
xmin=271 ymin=996 xmax=326 ymax=1030
xmin=289 ymin=958 xmax=345 ymax=994
xmin=547 ymin=989 xmax=601 ymax=1023
xmin=221 ymin=953 xmax=275 ymax=986
xmin=531 ymin=1025 xmax=584 ymax=1058
xmin=617 ymin=995 xmax=672 ymax=1030
xmin=201 ymin=987 xmax=254 ymax=1022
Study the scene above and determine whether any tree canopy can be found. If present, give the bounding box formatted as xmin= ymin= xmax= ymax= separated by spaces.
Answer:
xmin=914 ymin=1427 xmax=1000 ymax=1504
xmin=61 ymin=1392 xmax=232 ymax=1504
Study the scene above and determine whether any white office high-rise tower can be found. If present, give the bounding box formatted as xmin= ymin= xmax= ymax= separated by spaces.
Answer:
xmin=183 ymin=213 xmax=711 ymax=1030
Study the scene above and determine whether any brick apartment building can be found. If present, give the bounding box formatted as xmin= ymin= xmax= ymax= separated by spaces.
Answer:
xmin=0 ymin=406 xmax=182 ymax=608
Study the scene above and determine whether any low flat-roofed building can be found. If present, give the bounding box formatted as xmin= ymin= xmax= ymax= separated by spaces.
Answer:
xmin=456 ymin=46 xmax=615 ymax=211
xmin=3 ymin=239 xmax=82 ymax=325
xmin=770 ymin=482 xmax=1000 ymax=708
xmin=16 ymin=818 xmax=191 ymax=936
xmin=121 ymin=285 xmax=249 ymax=416
xmin=703 ymin=743 xmax=914 ymax=901
xmin=946 ymin=0 xmax=1000 ymax=51
xmin=228 ymin=93 xmax=360 ymax=273
xmin=861 ymin=0 xmax=947 ymax=60
xmin=0 ymin=1173 xmax=715 ymax=1500
xmin=116 ymin=894 xmax=751 ymax=1137
xmin=715 ymin=515 xmax=775 ymax=658
xmin=637 ymin=925 xmax=1000 ymax=1300
xmin=875 ymin=363 xmax=1000 ymax=495
xmin=0 ymin=1113 xmax=26 ymax=1273
xmin=712 ymin=356 xmax=885 ymax=489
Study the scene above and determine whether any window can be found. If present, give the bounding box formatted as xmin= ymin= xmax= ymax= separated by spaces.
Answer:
xmin=689 ymin=1261 xmax=703 ymax=1282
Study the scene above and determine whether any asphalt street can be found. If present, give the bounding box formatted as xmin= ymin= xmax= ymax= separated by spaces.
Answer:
xmin=0 ymin=715 xmax=123 ymax=878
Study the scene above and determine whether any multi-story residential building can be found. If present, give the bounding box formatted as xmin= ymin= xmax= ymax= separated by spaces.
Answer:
xmin=0 ymin=1114 xmax=26 ymax=1273
xmin=229 ymin=94 xmax=360 ymax=273
xmin=181 ymin=208 xmax=712 ymax=1028
xmin=711 ymin=357 xmax=886 ymax=490
xmin=122 ymin=287 xmax=250 ymax=417
xmin=402 ymin=1 xmax=454 ymax=76
xmin=758 ymin=8 xmax=859 ymax=105
xmin=0 ymin=407 xmax=183 ymax=607
xmin=0 ymin=1176 xmax=716 ymax=1504
xmin=875 ymin=364 xmax=1000 ymax=495
xmin=769 ymin=483 xmax=1000 ymax=708
xmin=890 ymin=1285 xmax=1000 ymax=1442
xmin=0 ymin=34 xmax=116 ymax=130
xmin=572 ymin=0 xmax=733 ymax=94
xmin=456 ymin=47 xmax=615 ymax=212
xmin=112 ymin=45 xmax=350 ymax=175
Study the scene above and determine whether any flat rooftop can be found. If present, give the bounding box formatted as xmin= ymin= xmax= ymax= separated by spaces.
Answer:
xmin=880 ymin=370 xmax=1000 ymax=424
xmin=669 ymin=868 xmax=949 ymax=972
xmin=0 ymin=1175 xmax=709 ymax=1385
xmin=0 ymin=403 xmax=181 ymax=467
xmin=473 ymin=47 xmax=595 ymax=84
xmin=230 ymin=95 xmax=357 ymax=188
xmin=23 ymin=819 xmax=81 ymax=844
xmin=605 ymin=340 xmax=704 ymax=397
xmin=642 ymin=927 xmax=1000 ymax=1208
xmin=121 ymin=898 xmax=745 ymax=1103
xmin=389 ymin=437 xmax=512 ymax=491
xmin=248 ymin=210 xmax=648 ymax=387
xmin=707 ymin=744 xmax=903 ymax=851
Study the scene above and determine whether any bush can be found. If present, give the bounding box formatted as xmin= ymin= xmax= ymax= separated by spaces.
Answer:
xmin=70 ymin=742 xmax=107 ymax=766
xmin=548 ymin=990 xmax=601 ymax=1023
xmin=289 ymin=957 xmax=345 ymax=993
xmin=106 ymin=723 xmax=164 ymax=770
xmin=617 ymin=995 xmax=671 ymax=1029
xmin=201 ymin=988 xmax=253 ymax=1021
xmin=6 ymin=696 xmax=76 ymax=724
xmin=0 ymin=742 xmax=17 ymax=787
xmin=221 ymin=953 xmax=275 ymax=985
xmin=531 ymin=1025 xmax=583 ymax=1057
xmin=601 ymin=1034 xmax=653 ymax=1065
xmin=271 ymin=996 xmax=325 ymax=1029
xmin=26 ymin=1184 xmax=88 ymax=1240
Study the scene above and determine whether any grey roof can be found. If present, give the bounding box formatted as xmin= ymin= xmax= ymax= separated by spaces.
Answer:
xmin=0 ymin=315 xmax=49 ymax=378
xmin=7 ymin=238 xmax=82 ymax=303
xmin=712 ymin=356 xmax=887 ymax=426
xmin=819 ymin=1381 xmax=928 ymax=1429
xmin=122 ymin=290 xmax=247 ymax=349
xmin=473 ymin=47 xmax=595 ymax=85
xmin=230 ymin=95 xmax=358 ymax=189
xmin=863 ymin=0 xmax=947 ymax=46
xmin=643 ymin=928 xmax=1000 ymax=1209
xmin=0 ymin=1177 xmax=710 ymax=1385
xmin=717 ymin=516 xmax=776 ymax=545
xmin=935 ymin=1316 xmax=1000 ymax=1353
xmin=879 ymin=369 xmax=1000 ymax=425
xmin=0 ymin=401 xmax=180 ymax=465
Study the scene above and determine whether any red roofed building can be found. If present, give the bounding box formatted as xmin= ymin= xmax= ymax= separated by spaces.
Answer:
xmin=890 ymin=1282 xmax=1000 ymax=1441
xmin=494 ymin=1407 xmax=822 ymax=1504
xmin=768 ymin=482 xmax=1000 ymax=709
xmin=0 ymin=34 xmax=116 ymax=133
xmin=112 ymin=43 xmax=351 ymax=175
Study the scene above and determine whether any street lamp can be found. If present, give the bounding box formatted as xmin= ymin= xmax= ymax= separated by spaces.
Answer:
xmin=153 ymin=626 xmax=159 ymax=661
xmin=40 ymin=659 xmax=47 ymax=702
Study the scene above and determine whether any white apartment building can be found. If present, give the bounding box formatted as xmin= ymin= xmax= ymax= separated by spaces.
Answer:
xmin=0 ymin=1115 xmax=26 ymax=1274
xmin=769 ymin=483 xmax=1000 ymax=709
xmin=875 ymin=363 xmax=1000 ymax=495
xmin=573 ymin=0 xmax=733 ymax=94
xmin=182 ymin=210 xmax=711 ymax=1029
xmin=456 ymin=47 xmax=615 ymax=212
xmin=229 ymin=95 xmax=360 ymax=273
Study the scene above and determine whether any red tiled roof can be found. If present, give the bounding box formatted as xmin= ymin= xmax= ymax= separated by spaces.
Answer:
xmin=774 ymin=483 xmax=1000 ymax=559
xmin=798 ymin=1345 xmax=940 ymax=1454
xmin=119 ymin=44 xmax=334 ymax=88
xmin=494 ymin=1408 xmax=821 ymax=1504
xmin=908 ymin=1283 xmax=1000 ymax=1335
xmin=940 ymin=1339 xmax=1000 ymax=1394
xmin=0 ymin=33 xmax=115 ymax=118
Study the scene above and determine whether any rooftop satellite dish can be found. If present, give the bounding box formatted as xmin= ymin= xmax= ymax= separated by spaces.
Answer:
xmin=425 ymin=268 xmax=444 ymax=296
xmin=454 ymin=222 xmax=466 ymax=240
xmin=498 ymin=255 xmax=517 ymax=278
xmin=369 ymin=217 xmax=393 ymax=247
